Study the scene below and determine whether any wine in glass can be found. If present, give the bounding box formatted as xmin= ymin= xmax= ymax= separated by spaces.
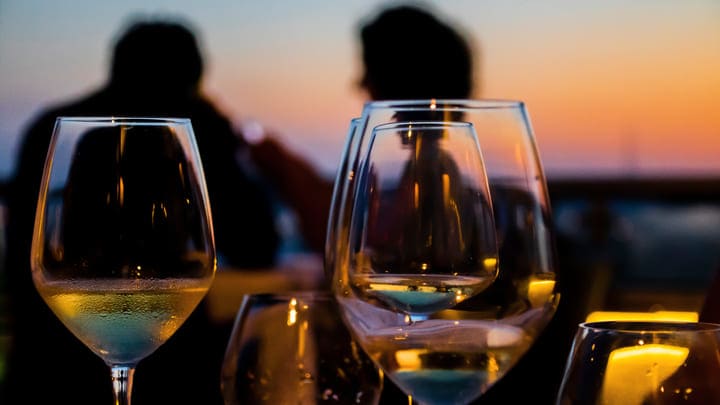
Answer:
xmin=331 ymin=100 xmax=558 ymax=404
xmin=557 ymin=321 xmax=720 ymax=405
xmin=31 ymin=117 xmax=216 ymax=404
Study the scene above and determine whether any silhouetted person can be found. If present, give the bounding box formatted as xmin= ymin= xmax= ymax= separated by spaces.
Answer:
xmin=358 ymin=4 xmax=474 ymax=100
xmin=353 ymin=5 xmax=574 ymax=405
xmin=3 ymin=18 xmax=279 ymax=404
xmin=247 ymin=4 xmax=476 ymax=261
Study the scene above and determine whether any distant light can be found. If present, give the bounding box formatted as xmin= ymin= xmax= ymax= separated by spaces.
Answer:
xmin=241 ymin=120 xmax=265 ymax=144
xmin=527 ymin=279 xmax=556 ymax=307
xmin=395 ymin=349 xmax=427 ymax=370
xmin=483 ymin=257 xmax=498 ymax=270
xmin=585 ymin=311 xmax=698 ymax=323
xmin=287 ymin=297 xmax=298 ymax=326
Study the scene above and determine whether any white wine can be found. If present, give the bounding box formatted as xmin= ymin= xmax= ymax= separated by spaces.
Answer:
xmin=37 ymin=278 xmax=210 ymax=365
xmin=351 ymin=273 xmax=494 ymax=315
xmin=362 ymin=322 xmax=532 ymax=405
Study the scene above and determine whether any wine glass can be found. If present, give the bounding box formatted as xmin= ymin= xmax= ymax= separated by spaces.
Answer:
xmin=331 ymin=100 xmax=558 ymax=404
xmin=335 ymin=120 xmax=501 ymax=405
xmin=346 ymin=121 xmax=498 ymax=318
xmin=323 ymin=117 xmax=361 ymax=280
xmin=325 ymin=118 xmax=415 ymax=404
xmin=220 ymin=291 xmax=383 ymax=404
xmin=31 ymin=117 xmax=216 ymax=404
xmin=556 ymin=321 xmax=720 ymax=405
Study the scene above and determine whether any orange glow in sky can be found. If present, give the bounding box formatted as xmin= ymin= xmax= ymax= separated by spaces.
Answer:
xmin=0 ymin=0 xmax=718 ymax=179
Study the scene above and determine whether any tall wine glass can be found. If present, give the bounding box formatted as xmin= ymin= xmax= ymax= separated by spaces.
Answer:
xmin=331 ymin=100 xmax=558 ymax=404
xmin=324 ymin=117 xmax=361 ymax=280
xmin=31 ymin=117 xmax=216 ymax=404
xmin=557 ymin=321 xmax=720 ymax=404
xmin=335 ymin=121 xmax=500 ymax=405
xmin=325 ymin=118 xmax=417 ymax=404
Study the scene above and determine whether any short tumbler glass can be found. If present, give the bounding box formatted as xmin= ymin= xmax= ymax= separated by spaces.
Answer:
xmin=220 ymin=291 xmax=383 ymax=404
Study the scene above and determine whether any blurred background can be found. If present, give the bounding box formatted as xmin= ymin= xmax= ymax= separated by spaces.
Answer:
xmin=1 ymin=0 xmax=719 ymax=398
xmin=2 ymin=0 xmax=719 ymax=180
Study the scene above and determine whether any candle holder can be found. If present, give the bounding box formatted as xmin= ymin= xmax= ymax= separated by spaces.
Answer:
xmin=556 ymin=321 xmax=720 ymax=405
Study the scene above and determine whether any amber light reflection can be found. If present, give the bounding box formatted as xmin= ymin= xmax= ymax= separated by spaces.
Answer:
xmin=586 ymin=311 xmax=699 ymax=323
xmin=601 ymin=344 xmax=689 ymax=405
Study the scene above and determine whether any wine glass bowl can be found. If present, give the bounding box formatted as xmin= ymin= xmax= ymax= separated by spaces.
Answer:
xmin=324 ymin=118 xmax=361 ymax=281
xmin=344 ymin=121 xmax=498 ymax=317
xmin=31 ymin=117 xmax=216 ymax=403
xmin=557 ymin=321 xmax=720 ymax=405
xmin=335 ymin=100 xmax=557 ymax=323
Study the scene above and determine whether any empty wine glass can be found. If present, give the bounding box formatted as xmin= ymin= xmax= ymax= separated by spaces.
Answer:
xmin=330 ymin=100 xmax=558 ymax=405
xmin=557 ymin=321 xmax=720 ymax=405
xmin=324 ymin=117 xmax=361 ymax=281
xmin=220 ymin=291 xmax=383 ymax=404
xmin=31 ymin=117 xmax=216 ymax=404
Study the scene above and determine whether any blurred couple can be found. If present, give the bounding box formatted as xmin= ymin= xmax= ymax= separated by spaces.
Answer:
xmin=3 ymin=4 xmax=479 ymax=404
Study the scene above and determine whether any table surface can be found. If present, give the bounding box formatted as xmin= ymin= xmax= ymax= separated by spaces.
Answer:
xmin=206 ymin=252 xmax=326 ymax=323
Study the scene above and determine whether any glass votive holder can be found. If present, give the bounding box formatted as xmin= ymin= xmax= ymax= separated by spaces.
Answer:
xmin=220 ymin=291 xmax=383 ymax=404
xmin=556 ymin=321 xmax=720 ymax=405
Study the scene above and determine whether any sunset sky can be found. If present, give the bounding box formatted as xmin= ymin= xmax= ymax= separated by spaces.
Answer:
xmin=1 ymin=0 xmax=718 ymax=180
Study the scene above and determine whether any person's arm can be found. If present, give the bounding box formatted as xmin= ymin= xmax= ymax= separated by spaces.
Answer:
xmin=248 ymin=136 xmax=333 ymax=253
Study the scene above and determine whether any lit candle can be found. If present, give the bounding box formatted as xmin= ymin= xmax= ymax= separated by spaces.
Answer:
xmin=601 ymin=343 xmax=689 ymax=404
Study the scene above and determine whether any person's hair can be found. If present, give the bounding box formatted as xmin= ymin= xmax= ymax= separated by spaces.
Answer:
xmin=359 ymin=4 xmax=474 ymax=100
xmin=110 ymin=18 xmax=203 ymax=92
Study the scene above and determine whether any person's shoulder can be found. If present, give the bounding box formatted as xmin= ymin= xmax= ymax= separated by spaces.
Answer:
xmin=24 ymin=90 xmax=108 ymax=135
xmin=188 ymin=96 xmax=230 ymax=123
xmin=186 ymin=96 xmax=239 ymax=141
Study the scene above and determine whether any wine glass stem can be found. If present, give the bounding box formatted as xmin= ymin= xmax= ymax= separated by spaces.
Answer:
xmin=111 ymin=365 xmax=135 ymax=405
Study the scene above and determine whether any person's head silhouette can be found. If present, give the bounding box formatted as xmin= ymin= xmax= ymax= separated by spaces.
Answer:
xmin=109 ymin=19 xmax=203 ymax=98
xmin=358 ymin=4 xmax=475 ymax=100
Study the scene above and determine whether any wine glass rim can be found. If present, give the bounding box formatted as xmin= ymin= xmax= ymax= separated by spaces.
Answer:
xmin=244 ymin=290 xmax=335 ymax=303
xmin=373 ymin=120 xmax=473 ymax=132
xmin=56 ymin=116 xmax=191 ymax=125
xmin=364 ymin=98 xmax=524 ymax=111
xmin=579 ymin=320 xmax=720 ymax=333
